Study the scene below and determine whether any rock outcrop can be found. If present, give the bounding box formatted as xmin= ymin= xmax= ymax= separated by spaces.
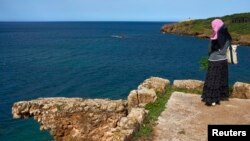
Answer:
xmin=105 ymin=108 xmax=147 ymax=141
xmin=12 ymin=98 xmax=127 ymax=141
xmin=128 ymin=77 xmax=170 ymax=111
xmin=161 ymin=21 xmax=204 ymax=37
xmin=173 ymin=79 xmax=204 ymax=91
xmin=138 ymin=77 xmax=170 ymax=94
xmin=231 ymin=82 xmax=250 ymax=99
xmin=12 ymin=76 xmax=169 ymax=141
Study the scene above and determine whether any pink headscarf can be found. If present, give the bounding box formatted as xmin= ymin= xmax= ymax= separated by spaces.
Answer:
xmin=210 ymin=19 xmax=224 ymax=40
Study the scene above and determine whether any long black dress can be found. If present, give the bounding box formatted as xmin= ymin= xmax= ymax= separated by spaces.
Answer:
xmin=202 ymin=60 xmax=229 ymax=104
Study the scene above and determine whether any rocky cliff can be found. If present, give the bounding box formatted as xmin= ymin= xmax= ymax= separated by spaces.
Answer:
xmin=12 ymin=77 xmax=250 ymax=141
xmin=12 ymin=77 xmax=170 ymax=141
xmin=12 ymin=98 xmax=128 ymax=141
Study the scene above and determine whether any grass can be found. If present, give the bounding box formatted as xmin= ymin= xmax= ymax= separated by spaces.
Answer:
xmin=132 ymin=86 xmax=173 ymax=140
xmin=199 ymin=56 xmax=209 ymax=71
xmin=132 ymin=84 xmax=235 ymax=140
xmin=191 ymin=13 xmax=250 ymax=35
xmin=172 ymin=87 xmax=202 ymax=95
xmin=132 ymin=85 xmax=202 ymax=141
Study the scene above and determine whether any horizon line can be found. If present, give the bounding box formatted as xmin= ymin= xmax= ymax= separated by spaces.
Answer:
xmin=0 ymin=20 xmax=179 ymax=23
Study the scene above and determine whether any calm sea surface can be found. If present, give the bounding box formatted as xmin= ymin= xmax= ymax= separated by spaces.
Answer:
xmin=0 ymin=22 xmax=249 ymax=141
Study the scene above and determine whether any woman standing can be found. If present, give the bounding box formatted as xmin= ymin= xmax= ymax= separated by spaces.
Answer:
xmin=202 ymin=19 xmax=231 ymax=106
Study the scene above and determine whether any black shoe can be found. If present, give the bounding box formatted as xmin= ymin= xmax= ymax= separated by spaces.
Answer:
xmin=216 ymin=101 xmax=220 ymax=105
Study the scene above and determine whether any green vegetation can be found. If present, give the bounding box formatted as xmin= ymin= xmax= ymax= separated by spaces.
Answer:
xmin=56 ymin=104 xmax=65 ymax=111
xmin=190 ymin=13 xmax=250 ymax=36
xmin=162 ymin=12 xmax=250 ymax=45
xmin=172 ymin=87 xmax=202 ymax=95
xmin=132 ymin=84 xmax=235 ymax=140
xmin=132 ymin=86 xmax=173 ymax=140
xmin=199 ymin=56 xmax=209 ymax=71
xmin=132 ymin=85 xmax=203 ymax=140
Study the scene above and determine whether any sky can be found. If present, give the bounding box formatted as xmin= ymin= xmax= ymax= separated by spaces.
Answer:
xmin=0 ymin=0 xmax=249 ymax=21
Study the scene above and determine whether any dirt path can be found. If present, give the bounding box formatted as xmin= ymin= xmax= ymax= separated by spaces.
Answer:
xmin=153 ymin=92 xmax=250 ymax=141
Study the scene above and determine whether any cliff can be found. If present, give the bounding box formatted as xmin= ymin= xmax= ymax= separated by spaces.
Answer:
xmin=161 ymin=12 xmax=250 ymax=46
xmin=12 ymin=78 xmax=250 ymax=141
xmin=12 ymin=98 xmax=128 ymax=141
xmin=12 ymin=77 xmax=170 ymax=141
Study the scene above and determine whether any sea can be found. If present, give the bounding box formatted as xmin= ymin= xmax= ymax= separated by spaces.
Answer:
xmin=0 ymin=22 xmax=249 ymax=141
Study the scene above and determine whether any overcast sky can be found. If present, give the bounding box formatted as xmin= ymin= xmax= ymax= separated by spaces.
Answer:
xmin=0 ymin=0 xmax=249 ymax=21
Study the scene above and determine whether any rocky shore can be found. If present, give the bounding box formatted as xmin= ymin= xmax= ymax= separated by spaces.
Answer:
xmin=161 ymin=22 xmax=210 ymax=39
xmin=12 ymin=77 xmax=250 ymax=141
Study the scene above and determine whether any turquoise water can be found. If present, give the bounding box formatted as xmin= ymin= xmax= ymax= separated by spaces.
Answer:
xmin=0 ymin=22 xmax=249 ymax=141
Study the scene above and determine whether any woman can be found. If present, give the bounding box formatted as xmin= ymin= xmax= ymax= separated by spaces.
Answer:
xmin=201 ymin=19 xmax=231 ymax=106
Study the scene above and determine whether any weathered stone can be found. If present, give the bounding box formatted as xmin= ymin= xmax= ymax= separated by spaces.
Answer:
xmin=232 ymin=82 xmax=250 ymax=99
xmin=117 ymin=104 xmax=126 ymax=112
xmin=138 ymin=77 xmax=170 ymax=94
xmin=12 ymin=77 xmax=169 ymax=141
xmin=137 ymin=87 xmax=157 ymax=105
xmin=128 ymin=88 xmax=156 ymax=112
xmin=107 ymin=102 xmax=117 ymax=112
xmin=117 ymin=117 xmax=129 ymax=128
xmin=111 ymin=108 xmax=147 ymax=141
xmin=12 ymin=98 xmax=127 ymax=141
xmin=127 ymin=90 xmax=139 ymax=111
xmin=173 ymin=79 xmax=204 ymax=90
xmin=127 ymin=77 xmax=169 ymax=112
xmin=127 ymin=108 xmax=147 ymax=125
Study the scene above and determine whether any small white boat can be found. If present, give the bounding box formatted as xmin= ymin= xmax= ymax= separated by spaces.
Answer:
xmin=111 ymin=35 xmax=124 ymax=39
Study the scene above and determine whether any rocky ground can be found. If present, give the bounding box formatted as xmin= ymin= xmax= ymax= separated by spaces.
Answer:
xmin=153 ymin=92 xmax=250 ymax=141
xmin=12 ymin=77 xmax=170 ymax=141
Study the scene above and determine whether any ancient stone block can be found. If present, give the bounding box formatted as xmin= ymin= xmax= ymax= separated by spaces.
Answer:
xmin=173 ymin=79 xmax=204 ymax=90
xmin=232 ymin=82 xmax=250 ymax=99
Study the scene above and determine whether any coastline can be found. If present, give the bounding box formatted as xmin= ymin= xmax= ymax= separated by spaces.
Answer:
xmin=161 ymin=23 xmax=250 ymax=46
xmin=161 ymin=12 xmax=250 ymax=46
